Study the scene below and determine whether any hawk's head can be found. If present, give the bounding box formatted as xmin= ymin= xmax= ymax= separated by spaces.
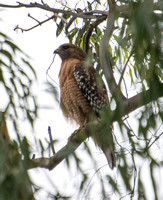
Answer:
xmin=54 ymin=43 xmax=86 ymax=61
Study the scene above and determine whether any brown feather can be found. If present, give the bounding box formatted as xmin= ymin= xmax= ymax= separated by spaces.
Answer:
xmin=54 ymin=43 xmax=116 ymax=169
xmin=59 ymin=59 xmax=95 ymax=126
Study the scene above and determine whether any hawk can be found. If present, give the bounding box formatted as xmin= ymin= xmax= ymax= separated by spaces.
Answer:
xmin=54 ymin=43 xmax=116 ymax=169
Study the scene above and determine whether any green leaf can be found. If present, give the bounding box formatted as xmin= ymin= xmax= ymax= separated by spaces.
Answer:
xmin=0 ymin=67 xmax=5 ymax=82
xmin=44 ymin=82 xmax=59 ymax=103
xmin=0 ymin=49 xmax=13 ymax=62
xmin=10 ymin=77 xmax=19 ymax=95
xmin=96 ymin=0 xmax=101 ymax=4
xmin=87 ymin=1 xmax=92 ymax=11
xmin=107 ymin=175 xmax=120 ymax=194
xmin=129 ymin=67 xmax=134 ymax=85
xmin=0 ymin=59 xmax=8 ymax=68
xmin=39 ymin=139 xmax=45 ymax=157
xmin=0 ymin=32 xmax=10 ymax=40
xmin=56 ymin=20 xmax=64 ymax=37
xmin=21 ymin=58 xmax=37 ymax=79
xmin=62 ymin=13 xmax=70 ymax=20
xmin=150 ymin=161 xmax=159 ymax=200
xmin=113 ymin=35 xmax=128 ymax=50
xmin=138 ymin=171 xmax=147 ymax=200
xmin=5 ymin=40 xmax=22 ymax=53
xmin=67 ymin=27 xmax=79 ymax=42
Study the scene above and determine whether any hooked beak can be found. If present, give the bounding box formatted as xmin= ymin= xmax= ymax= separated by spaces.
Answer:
xmin=53 ymin=48 xmax=60 ymax=54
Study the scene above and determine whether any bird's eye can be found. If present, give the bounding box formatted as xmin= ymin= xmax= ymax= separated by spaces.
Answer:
xmin=62 ymin=45 xmax=69 ymax=50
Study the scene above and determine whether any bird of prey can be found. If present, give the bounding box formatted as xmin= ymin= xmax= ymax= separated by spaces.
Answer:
xmin=54 ymin=43 xmax=116 ymax=169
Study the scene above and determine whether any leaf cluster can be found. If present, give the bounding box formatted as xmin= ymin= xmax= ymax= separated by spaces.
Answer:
xmin=0 ymin=31 xmax=38 ymax=199
xmin=0 ymin=32 xmax=38 ymax=128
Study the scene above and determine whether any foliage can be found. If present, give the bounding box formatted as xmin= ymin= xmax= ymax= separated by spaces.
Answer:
xmin=0 ymin=0 xmax=163 ymax=200
xmin=0 ymin=31 xmax=38 ymax=129
xmin=0 ymin=30 xmax=38 ymax=198
xmin=0 ymin=134 xmax=34 ymax=200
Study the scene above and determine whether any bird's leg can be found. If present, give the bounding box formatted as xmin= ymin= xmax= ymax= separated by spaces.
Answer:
xmin=68 ymin=125 xmax=85 ymax=142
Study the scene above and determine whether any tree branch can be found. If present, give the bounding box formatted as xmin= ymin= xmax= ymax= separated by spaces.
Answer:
xmin=0 ymin=2 xmax=161 ymax=20
xmin=118 ymin=51 xmax=133 ymax=87
xmin=1 ymin=1 xmax=161 ymax=34
xmin=99 ymin=3 xmax=126 ymax=100
xmin=84 ymin=16 xmax=106 ymax=53
xmin=123 ymin=83 xmax=163 ymax=117
xmin=48 ymin=126 xmax=55 ymax=155
xmin=29 ymin=123 xmax=91 ymax=170
xmin=29 ymin=82 xmax=163 ymax=170
xmin=65 ymin=16 xmax=77 ymax=32
xmin=14 ymin=14 xmax=56 ymax=32
xmin=0 ymin=2 xmax=107 ymax=19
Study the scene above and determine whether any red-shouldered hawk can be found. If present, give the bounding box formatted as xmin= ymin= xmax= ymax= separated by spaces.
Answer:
xmin=54 ymin=43 xmax=116 ymax=169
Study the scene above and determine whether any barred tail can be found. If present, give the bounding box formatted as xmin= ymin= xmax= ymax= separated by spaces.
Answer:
xmin=102 ymin=147 xmax=116 ymax=169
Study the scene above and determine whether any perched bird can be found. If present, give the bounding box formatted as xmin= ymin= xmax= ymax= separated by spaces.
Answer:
xmin=54 ymin=43 xmax=116 ymax=169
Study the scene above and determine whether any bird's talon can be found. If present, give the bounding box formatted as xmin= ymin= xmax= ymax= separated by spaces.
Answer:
xmin=68 ymin=127 xmax=82 ymax=142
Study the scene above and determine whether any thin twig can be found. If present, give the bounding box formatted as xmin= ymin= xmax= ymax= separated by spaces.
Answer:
xmin=118 ymin=51 xmax=133 ymax=87
xmin=14 ymin=15 xmax=56 ymax=32
xmin=84 ymin=16 xmax=106 ymax=53
xmin=113 ymin=131 xmax=131 ymax=156
xmin=48 ymin=126 xmax=55 ymax=155
xmin=41 ymin=0 xmax=48 ymax=7
xmin=65 ymin=16 xmax=77 ymax=32
xmin=28 ymin=13 xmax=41 ymax=24
xmin=29 ymin=124 xmax=91 ymax=170
xmin=130 ymin=153 xmax=137 ymax=199
xmin=81 ymin=164 xmax=107 ymax=200
xmin=32 ymin=154 xmax=36 ymax=159
xmin=147 ymin=132 xmax=163 ymax=150
xmin=99 ymin=7 xmax=117 ymax=94
xmin=46 ymin=53 xmax=59 ymax=86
